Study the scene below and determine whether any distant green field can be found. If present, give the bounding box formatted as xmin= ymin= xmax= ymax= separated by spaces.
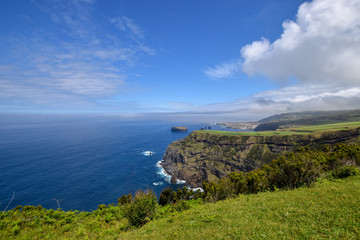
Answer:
xmin=199 ymin=130 xmax=308 ymax=136
xmin=200 ymin=121 xmax=360 ymax=136
xmin=288 ymin=121 xmax=360 ymax=132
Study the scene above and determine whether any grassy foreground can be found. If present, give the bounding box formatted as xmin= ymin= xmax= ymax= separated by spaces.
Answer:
xmin=122 ymin=176 xmax=360 ymax=240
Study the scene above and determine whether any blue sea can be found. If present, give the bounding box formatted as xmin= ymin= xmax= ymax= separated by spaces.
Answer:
xmin=0 ymin=115 xmax=231 ymax=211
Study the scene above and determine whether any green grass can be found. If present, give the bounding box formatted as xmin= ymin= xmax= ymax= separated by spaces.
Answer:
xmin=200 ymin=130 xmax=308 ymax=136
xmin=201 ymin=121 xmax=360 ymax=136
xmin=288 ymin=121 xmax=360 ymax=132
xmin=2 ymin=177 xmax=360 ymax=239
xmin=121 ymin=176 xmax=360 ymax=239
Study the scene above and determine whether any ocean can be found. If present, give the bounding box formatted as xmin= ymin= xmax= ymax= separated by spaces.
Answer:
xmin=0 ymin=115 xmax=230 ymax=211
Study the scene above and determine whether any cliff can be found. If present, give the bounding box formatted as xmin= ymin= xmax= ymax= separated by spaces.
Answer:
xmin=161 ymin=128 xmax=360 ymax=187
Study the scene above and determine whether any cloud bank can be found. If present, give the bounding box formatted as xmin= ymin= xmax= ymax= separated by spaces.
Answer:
xmin=241 ymin=0 xmax=360 ymax=85
xmin=203 ymin=0 xmax=360 ymax=120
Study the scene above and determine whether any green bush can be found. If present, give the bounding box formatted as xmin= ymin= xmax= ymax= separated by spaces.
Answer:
xmin=229 ymin=172 xmax=246 ymax=194
xmin=202 ymin=180 xmax=219 ymax=202
xmin=332 ymin=166 xmax=360 ymax=179
xmin=97 ymin=204 xmax=107 ymax=210
xmin=124 ymin=190 xmax=157 ymax=227
xmin=217 ymin=178 xmax=235 ymax=200
xmin=12 ymin=225 xmax=20 ymax=235
xmin=173 ymin=200 xmax=191 ymax=212
xmin=118 ymin=193 xmax=132 ymax=206
xmin=159 ymin=188 xmax=174 ymax=206
xmin=201 ymin=142 xmax=360 ymax=203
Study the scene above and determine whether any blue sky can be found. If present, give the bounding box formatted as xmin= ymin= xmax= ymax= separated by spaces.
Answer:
xmin=1 ymin=0 xmax=360 ymax=121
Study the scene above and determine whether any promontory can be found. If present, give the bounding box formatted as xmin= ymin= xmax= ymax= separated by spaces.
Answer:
xmin=161 ymin=111 xmax=360 ymax=187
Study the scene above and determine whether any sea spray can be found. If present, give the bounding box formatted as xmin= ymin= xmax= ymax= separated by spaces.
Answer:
xmin=156 ymin=160 xmax=187 ymax=185
xmin=156 ymin=160 xmax=171 ymax=182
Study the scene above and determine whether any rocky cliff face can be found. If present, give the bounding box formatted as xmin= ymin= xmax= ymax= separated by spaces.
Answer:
xmin=161 ymin=128 xmax=360 ymax=187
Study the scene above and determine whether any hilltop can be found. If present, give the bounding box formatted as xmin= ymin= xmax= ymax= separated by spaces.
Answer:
xmin=255 ymin=109 xmax=360 ymax=131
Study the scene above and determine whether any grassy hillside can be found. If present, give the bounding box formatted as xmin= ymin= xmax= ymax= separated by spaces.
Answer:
xmin=2 ymin=176 xmax=359 ymax=239
xmin=259 ymin=109 xmax=360 ymax=123
xmin=254 ymin=109 xmax=360 ymax=131
xmin=202 ymin=121 xmax=360 ymax=136
xmin=122 ymin=176 xmax=360 ymax=239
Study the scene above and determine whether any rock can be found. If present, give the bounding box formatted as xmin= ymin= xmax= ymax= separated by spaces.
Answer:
xmin=170 ymin=175 xmax=177 ymax=184
xmin=171 ymin=127 xmax=188 ymax=132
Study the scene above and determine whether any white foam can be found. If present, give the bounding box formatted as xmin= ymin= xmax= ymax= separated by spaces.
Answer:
xmin=142 ymin=151 xmax=155 ymax=156
xmin=156 ymin=160 xmax=171 ymax=182
xmin=153 ymin=182 xmax=163 ymax=186
xmin=156 ymin=160 xmax=187 ymax=185
xmin=188 ymin=187 xmax=204 ymax=192
xmin=176 ymin=179 xmax=186 ymax=184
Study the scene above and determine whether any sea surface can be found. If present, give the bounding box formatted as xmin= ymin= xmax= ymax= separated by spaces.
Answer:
xmin=0 ymin=115 xmax=233 ymax=211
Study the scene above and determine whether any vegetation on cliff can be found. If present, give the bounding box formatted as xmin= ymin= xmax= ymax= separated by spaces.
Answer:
xmin=161 ymin=123 xmax=360 ymax=187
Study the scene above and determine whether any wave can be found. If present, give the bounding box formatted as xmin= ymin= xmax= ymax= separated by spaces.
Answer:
xmin=142 ymin=151 xmax=155 ymax=156
xmin=156 ymin=160 xmax=171 ymax=182
xmin=153 ymin=182 xmax=163 ymax=186
xmin=176 ymin=179 xmax=186 ymax=184
xmin=156 ymin=160 xmax=187 ymax=185
xmin=188 ymin=187 xmax=204 ymax=192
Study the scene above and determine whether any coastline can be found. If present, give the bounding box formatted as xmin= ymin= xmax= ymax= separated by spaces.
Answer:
xmin=156 ymin=160 xmax=186 ymax=184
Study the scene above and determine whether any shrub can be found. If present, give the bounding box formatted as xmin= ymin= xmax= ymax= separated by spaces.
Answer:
xmin=173 ymin=200 xmax=190 ymax=212
xmin=12 ymin=225 xmax=20 ymax=235
xmin=97 ymin=204 xmax=107 ymax=210
xmin=245 ymin=171 xmax=262 ymax=193
xmin=124 ymin=190 xmax=157 ymax=227
xmin=332 ymin=165 xmax=360 ymax=179
xmin=202 ymin=181 xmax=219 ymax=202
xmin=159 ymin=188 xmax=174 ymax=206
xmin=268 ymin=151 xmax=321 ymax=189
xmin=229 ymin=172 xmax=246 ymax=194
xmin=117 ymin=193 xmax=132 ymax=206
xmin=217 ymin=178 xmax=235 ymax=200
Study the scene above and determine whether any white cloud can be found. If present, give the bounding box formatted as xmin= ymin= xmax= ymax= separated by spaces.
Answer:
xmin=197 ymin=0 xmax=360 ymax=121
xmin=111 ymin=16 xmax=144 ymax=42
xmin=205 ymin=0 xmax=360 ymax=86
xmin=156 ymin=85 xmax=360 ymax=122
xmin=0 ymin=0 xmax=155 ymax=111
xmin=241 ymin=38 xmax=271 ymax=62
xmin=204 ymin=60 xmax=241 ymax=79
xmin=242 ymin=0 xmax=360 ymax=85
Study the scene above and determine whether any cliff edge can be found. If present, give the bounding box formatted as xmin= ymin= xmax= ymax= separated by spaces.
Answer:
xmin=161 ymin=128 xmax=360 ymax=187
